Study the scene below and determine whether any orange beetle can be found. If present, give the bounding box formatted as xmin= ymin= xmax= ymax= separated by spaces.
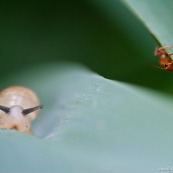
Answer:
xmin=154 ymin=46 xmax=173 ymax=71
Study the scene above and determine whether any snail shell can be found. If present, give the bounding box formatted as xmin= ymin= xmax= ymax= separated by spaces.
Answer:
xmin=0 ymin=86 xmax=42 ymax=134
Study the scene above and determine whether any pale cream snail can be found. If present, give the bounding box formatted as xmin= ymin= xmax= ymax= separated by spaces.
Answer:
xmin=0 ymin=86 xmax=43 ymax=134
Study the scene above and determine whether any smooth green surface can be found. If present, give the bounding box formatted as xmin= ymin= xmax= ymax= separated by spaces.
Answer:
xmin=1 ymin=63 xmax=173 ymax=173
xmin=122 ymin=0 xmax=173 ymax=52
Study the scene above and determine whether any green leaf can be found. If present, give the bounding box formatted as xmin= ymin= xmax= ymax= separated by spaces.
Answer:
xmin=1 ymin=1 xmax=173 ymax=173
xmin=121 ymin=0 xmax=173 ymax=52
xmin=1 ymin=63 xmax=173 ymax=173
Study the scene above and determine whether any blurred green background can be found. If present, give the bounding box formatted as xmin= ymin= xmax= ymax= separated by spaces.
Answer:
xmin=0 ymin=0 xmax=172 ymax=94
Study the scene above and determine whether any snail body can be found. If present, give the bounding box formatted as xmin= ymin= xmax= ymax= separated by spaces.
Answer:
xmin=0 ymin=86 xmax=42 ymax=134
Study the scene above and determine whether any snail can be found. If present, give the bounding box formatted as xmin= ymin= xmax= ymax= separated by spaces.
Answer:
xmin=0 ymin=86 xmax=43 ymax=134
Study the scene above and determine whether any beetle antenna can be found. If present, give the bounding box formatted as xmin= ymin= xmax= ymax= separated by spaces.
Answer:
xmin=22 ymin=105 xmax=43 ymax=116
